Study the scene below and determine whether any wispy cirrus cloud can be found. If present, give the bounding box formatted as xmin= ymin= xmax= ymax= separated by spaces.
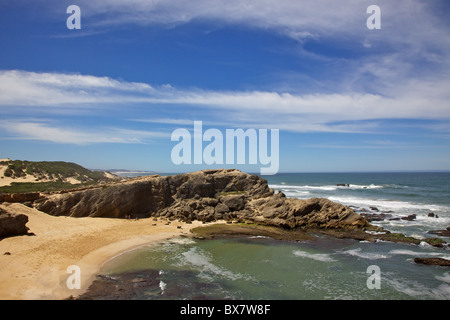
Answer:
xmin=0 ymin=70 xmax=158 ymax=107
xmin=1 ymin=69 xmax=450 ymax=135
xmin=72 ymin=0 xmax=450 ymax=53
xmin=0 ymin=120 xmax=169 ymax=145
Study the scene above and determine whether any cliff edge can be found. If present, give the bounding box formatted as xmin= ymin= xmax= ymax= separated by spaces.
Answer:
xmin=31 ymin=169 xmax=369 ymax=231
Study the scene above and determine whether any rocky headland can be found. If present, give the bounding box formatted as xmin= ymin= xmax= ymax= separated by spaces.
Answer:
xmin=0 ymin=168 xmax=446 ymax=250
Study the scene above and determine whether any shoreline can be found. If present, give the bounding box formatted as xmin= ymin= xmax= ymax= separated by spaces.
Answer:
xmin=0 ymin=203 xmax=207 ymax=300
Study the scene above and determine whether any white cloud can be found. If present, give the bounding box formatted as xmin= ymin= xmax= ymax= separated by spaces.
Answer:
xmin=0 ymin=120 xmax=169 ymax=145
xmin=1 ymin=69 xmax=450 ymax=135
xmin=0 ymin=70 xmax=156 ymax=107
xmin=74 ymin=0 xmax=450 ymax=51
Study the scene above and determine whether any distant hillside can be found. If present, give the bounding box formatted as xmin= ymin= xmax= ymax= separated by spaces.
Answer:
xmin=0 ymin=159 xmax=120 ymax=193
xmin=107 ymin=169 xmax=158 ymax=178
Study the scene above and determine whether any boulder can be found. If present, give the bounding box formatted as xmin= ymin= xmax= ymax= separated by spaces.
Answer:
xmin=220 ymin=195 xmax=246 ymax=211
xmin=0 ymin=207 xmax=29 ymax=239
xmin=215 ymin=203 xmax=230 ymax=215
xmin=401 ymin=214 xmax=416 ymax=221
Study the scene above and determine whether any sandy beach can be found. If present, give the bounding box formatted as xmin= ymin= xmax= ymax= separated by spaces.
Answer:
xmin=0 ymin=203 xmax=205 ymax=300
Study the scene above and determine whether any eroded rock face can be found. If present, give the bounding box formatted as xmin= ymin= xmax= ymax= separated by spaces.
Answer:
xmin=0 ymin=207 xmax=29 ymax=239
xmin=33 ymin=169 xmax=370 ymax=231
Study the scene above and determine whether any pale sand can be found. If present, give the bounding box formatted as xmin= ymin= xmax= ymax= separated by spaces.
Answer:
xmin=0 ymin=203 xmax=206 ymax=300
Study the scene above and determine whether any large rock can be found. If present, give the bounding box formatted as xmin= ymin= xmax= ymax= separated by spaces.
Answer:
xmin=0 ymin=207 xmax=29 ymax=239
xmin=220 ymin=194 xmax=246 ymax=211
xmin=414 ymin=258 xmax=450 ymax=267
xmin=33 ymin=169 xmax=370 ymax=232
xmin=428 ymin=227 xmax=450 ymax=237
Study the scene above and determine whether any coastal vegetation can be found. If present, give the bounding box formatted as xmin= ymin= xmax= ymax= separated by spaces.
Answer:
xmin=0 ymin=160 xmax=118 ymax=193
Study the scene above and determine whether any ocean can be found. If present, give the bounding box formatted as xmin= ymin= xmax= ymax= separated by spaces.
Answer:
xmin=91 ymin=172 xmax=450 ymax=300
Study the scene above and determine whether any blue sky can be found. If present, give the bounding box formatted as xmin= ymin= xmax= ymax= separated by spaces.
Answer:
xmin=1 ymin=0 xmax=450 ymax=173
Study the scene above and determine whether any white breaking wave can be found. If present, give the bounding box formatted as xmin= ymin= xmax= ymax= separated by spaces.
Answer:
xmin=179 ymin=247 xmax=249 ymax=281
xmin=159 ymin=280 xmax=167 ymax=294
xmin=293 ymin=250 xmax=336 ymax=262
xmin=328 ymin=195 xmax=449 ymax=214
xmin=270 ymin=184 xmax=449 ymax=214
xmin=435 ymin=272 xmax=450 ymax=284
xmin=165 ymin=237 xmax=197 ymax=245
xmin=270 ymin=184 xmax=384 ymax=192
xmin=385 ymin=277 xmax=450 ymax=300
xmin=389 ymin=249 xmax=450 ymax=259
xmin=339 ymin=248 xmax=390 ymax=260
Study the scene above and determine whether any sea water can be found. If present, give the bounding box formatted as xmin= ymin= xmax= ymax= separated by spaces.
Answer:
xmin=267 ymin=172 xmax=450 ymax=239
xmin=96 ymin=172 xmax=450 ymax=300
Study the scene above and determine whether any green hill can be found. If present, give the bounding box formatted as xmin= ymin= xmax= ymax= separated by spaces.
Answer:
xmin=0 ymin=159 xmax=119 ymax=193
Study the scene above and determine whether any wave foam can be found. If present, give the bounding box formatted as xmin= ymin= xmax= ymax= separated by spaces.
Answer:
xmin=389 ymin=249 xmax=450 ymax=259
xmin=339 ymin=248 xmax=390 ymax=260
xmin=165 ymin=237 xmax=197 ymax=245
xmin=179 ymin=247 xmax=248 ymax=281
xmin=385 ymin=277 xmax=450 ymax=300
xmin=270 ymin=184 xmax=384 ymax=192
xmin=159 ymin=280 xmax=167 ymax=294
xmin=328 ymin=196 xmax=448 ymax=214
xmin=293 ymin=250 xmax=336 ymax=262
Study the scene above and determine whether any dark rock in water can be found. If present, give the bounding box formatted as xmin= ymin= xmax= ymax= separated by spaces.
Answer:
xmin=369 ymin=207 xmax=379 ymax=212
xmin=401 ymin=214 xmax=416 ymax=221
xmin=0 ymin=206 xmax=29 ymax=239
xmin=414 ymin=258 xmax=450 ymax=267
xmin=360 ymin=212 xmax=419 ymax=223
xmin=359 ymin=213 xmax=393 ymax=222
xmin=428 ymin=228 xmax=450 ymax=237
xmin=336 ymin=184 xmax=349 ymax=187
xmin=76 ymin=269 xmax=228 ymax=300
xmin=427 ymin=212 xmax=439 ymax=218
xmin=77 ymin=270 xmax=161 ymax=300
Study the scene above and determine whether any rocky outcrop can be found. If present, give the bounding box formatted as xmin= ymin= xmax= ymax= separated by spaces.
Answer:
xmin=0 ymin=207 xmax=29 ymax=239
xmin=414 ymin=258 xmax=450 ymax=267
xmin=33 ymin=169 xmax=370 ymax=232
xmin=0 ymin=192 xmax=43 ymax=203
